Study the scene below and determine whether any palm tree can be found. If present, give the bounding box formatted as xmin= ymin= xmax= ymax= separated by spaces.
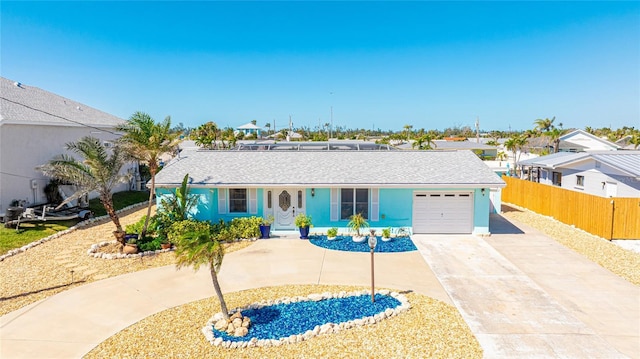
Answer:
xmin=174 ymin=228 xmax=230 ymax=320
xmin=117 ymin=112 xmax=182 ymax=240
xmin=194 ymin=121 xmax=219 ymax=150
xmin=504 ymin=134 xmax=528 ymax=176
xmin=629 ymin=132 xmax=640 ymax=149
xmin=534 ymin=117 xmax=555 ymax=133
xmin=38 ymin=136 xmax=130 ymax=244
xmin=412 ymin=134 xmax=437 ymax=150
xmin=547 ymin=127 xmax=564 ymax=153
xmin=403 ymin=124 xmax=413 ymax=142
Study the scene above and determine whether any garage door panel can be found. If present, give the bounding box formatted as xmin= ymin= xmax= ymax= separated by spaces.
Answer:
xmin=413 ymin=192 xmax=473 ymax=234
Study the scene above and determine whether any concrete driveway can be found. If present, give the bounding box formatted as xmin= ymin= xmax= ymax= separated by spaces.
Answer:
xmin=1 ymin=213 xmax=638 ymax=358
xmin=413 ymin=214 xmax=639 ymax=358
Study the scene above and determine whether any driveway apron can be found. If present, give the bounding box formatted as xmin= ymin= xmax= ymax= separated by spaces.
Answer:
xmin=412 ymin=215 xmax=638 ymax=359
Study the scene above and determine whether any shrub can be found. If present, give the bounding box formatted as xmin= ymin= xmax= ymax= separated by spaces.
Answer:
xmin=168 ymin=219 xmax=213 ymax=244
xmin=137 ymin=235 xmax=162 ymax=251
xmin=228 ymin=216 xmax=261 ymax=240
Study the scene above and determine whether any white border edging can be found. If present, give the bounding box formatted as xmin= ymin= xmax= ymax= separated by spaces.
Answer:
xmin=87 ymin=240 xmax=174 ymax=259
xmin=0 ymin=202 xmax=147 ymax=262
xmin=201 ymin=289 xmax=410 ymax=348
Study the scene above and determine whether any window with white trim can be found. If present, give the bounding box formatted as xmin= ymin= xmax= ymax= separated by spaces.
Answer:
xmin=576 ymin=175 xmax=584 ymax=187
xmin=229 ymin=189 xmax=247 ymax=212
xmin=340 ymin=188 xmax=369 ymax=220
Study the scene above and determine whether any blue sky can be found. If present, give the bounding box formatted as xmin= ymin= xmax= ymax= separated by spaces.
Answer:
xmin=2 ymin=1 xmax=639 ymax=133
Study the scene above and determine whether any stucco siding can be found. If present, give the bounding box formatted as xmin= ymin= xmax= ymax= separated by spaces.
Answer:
xmin=0 ymin=124 xmax=131 ymax=214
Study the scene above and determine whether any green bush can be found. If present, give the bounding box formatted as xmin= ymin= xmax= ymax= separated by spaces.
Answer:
xmin=168 ymin=219 xmax=213 ymax=244
xmin=137 ymin=235 xmax=162 ymax=251
xmin=228 ymin=216 xmax=261 ymax=240
xmin=125 ymin=215 xmax=154 ymax=235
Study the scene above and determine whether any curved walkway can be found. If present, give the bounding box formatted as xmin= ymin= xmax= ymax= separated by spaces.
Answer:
xmin=0 ymin=239 xmax=445 ymax=358
xmin=1 ymin=214 xmax=638 ymax=358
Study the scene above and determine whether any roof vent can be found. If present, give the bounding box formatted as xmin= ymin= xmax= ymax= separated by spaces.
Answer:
xmin=76 ymin=106 xmax=82 ymax=111
xmin=13 ymin=82 xmax=21 ymax=88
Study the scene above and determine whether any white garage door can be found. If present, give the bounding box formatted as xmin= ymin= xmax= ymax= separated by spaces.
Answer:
xmin=412 ymin=192 xmax=473 ymax=234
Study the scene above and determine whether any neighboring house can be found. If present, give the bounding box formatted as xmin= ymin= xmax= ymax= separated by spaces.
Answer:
xmin=557 ymin=129 xmax=620 ymax=152
xmin=154 ymin=144 xmax=506 ymax=235
xmin=0 ymin=77 xmax=129 ymax=216
xmin=236 ymin=122 xmax=262 ymax=138
xmin=518 ymin=151 xmax=640 ymax=198
xmin=432 ymin=140 xmax=498 ymax=159
xmin=527 ymin=129 xmax=620 ymax=153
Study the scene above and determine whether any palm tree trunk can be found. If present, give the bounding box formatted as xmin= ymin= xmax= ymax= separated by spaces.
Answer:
xmin=102 ymin=195 xmax=125 ymax=244
xmin=140 ymin=163 xmax=156 ymax=239
xmin=210 ymin=266 xmax=229 ymax=320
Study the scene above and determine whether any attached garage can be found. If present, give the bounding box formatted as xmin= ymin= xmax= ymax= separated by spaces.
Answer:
xmin=412 ymin=191 xmax=473 ymax=234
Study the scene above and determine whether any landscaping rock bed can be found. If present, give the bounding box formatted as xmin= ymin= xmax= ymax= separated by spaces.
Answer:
xmin=203 ymin=290 xmax=410 ymax=348
xmin=85 ymin=285 xmax=482 ymax=359
xmin=309 ymin=235 xmax=417 ymax=253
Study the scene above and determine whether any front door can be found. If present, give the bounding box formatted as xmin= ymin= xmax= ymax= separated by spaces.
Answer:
xmin=274 ymin=188 xmax=305 ymax=230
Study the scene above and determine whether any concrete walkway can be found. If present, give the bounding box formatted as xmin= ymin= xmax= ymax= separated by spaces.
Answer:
xmin=0 ymin=239 xmax=446 ymax=358
xmin=413 ymin=215 xmax=639 ymax=358
xmin=1 ymin=214 xmax=638 ymax=358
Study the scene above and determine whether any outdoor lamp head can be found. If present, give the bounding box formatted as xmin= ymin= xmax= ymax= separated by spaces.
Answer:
xmin=368 ymin=235 xmax=377 ymax=249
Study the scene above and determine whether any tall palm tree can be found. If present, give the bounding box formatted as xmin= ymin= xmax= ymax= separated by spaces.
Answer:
xmin=174 ymin=228 xmax=230 ymax=320
xmin=403 ymin=124 xmax=413 ymax=142
xmin=194 ymin=121 xmax=219 ymax=150
xmin=534 ymin=117 xmax=555 ymax=132
xmin=117 ymin=112 xmax=182 ymax=239
xmin=38 ymin=136 xmax=130 ymax=243
xmin=504 ymin=134 xmax=528 ymax=176
xmin=546 ymin=127 xmax=564 ymax=153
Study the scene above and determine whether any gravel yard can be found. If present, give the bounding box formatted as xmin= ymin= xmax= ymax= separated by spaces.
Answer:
xmin=501 ymin=203 xmax=640 ymax=286
xmin=0 ymin=206 xmax=252 ymax=316
xmin=84 ymin=285 xmax=482 ymax=359
xmin=2 ymin=201 xmax=639 ymax=358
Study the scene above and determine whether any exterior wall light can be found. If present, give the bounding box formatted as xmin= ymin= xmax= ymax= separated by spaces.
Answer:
xmin=481 ymin=188 xmax=486 ymax=196
xmin=311 ymin=188 xmax=315 ymax=197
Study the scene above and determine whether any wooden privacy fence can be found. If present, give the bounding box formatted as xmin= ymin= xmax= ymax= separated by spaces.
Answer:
xmin=501 ymin=176 xmax=640 ymax=240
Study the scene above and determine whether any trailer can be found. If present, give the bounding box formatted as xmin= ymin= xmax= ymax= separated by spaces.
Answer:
xmin=4 ymin=205 xmax=93 ymax=230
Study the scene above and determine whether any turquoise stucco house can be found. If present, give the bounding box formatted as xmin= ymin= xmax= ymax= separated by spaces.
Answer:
xmin=153 ymin=142 xmax=506 ymax=235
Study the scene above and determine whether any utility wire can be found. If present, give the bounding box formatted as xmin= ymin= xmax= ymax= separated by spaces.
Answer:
xmin=0 ymin=96 xmax=120 ymax=135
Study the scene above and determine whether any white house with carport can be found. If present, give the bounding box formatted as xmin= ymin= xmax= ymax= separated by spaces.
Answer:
xmin=518 ymin=151 xmax=640 ymax=198
xmin=153 ymin=144 xmax=506 ymax=235
xmin=0 ymin=77 xmax=130 ymax=216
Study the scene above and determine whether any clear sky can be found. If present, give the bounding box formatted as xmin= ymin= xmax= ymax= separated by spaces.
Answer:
xmin=2 ymin=1 xmax=639 ymax=133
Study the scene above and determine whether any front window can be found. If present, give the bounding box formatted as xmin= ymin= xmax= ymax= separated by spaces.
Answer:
xmin=552 ymin=172 xmax=562 ymax=186
xmin=341 ymin=188 xmax=369 ymax=220
xmin=229 ymin=189 xmax=247 ymax=212
xmin=576 ymin=175 xmax=584 ymax=187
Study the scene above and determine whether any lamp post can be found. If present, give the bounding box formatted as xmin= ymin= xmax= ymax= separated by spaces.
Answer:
xmin=367 ymin=230 xmax=377 ymax=303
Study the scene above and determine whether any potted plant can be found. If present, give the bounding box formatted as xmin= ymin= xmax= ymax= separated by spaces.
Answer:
xmin=123 ymin=236 xmax=138 ymax=254
xmin=381 ymin=227 xmax=392 ymax=242
xmin=327 ymin=227 xmax=338 ymax=240
xmin=294 ymin=213 xmax=312 ymax=239
xmin=160 ymin=237 xmax=172 ymax=250
xmin=348 ymin=213 xmax=369 ymax=243
xmin=259 ymin=215 xmax=274 ymax=239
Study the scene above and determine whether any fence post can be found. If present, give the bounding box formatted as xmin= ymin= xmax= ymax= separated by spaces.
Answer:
xmin=609 ymin=199 xmax=615 ymax=240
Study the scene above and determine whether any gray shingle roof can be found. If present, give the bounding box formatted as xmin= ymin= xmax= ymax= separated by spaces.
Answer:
xmin=155 ymin=150 xmax=506 ymax=188
xmin=0 ymin=77 xmax=124 ymax=128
